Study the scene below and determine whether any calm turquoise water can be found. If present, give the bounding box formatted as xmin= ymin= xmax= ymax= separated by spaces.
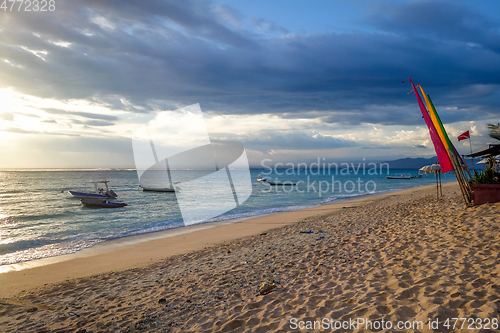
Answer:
xmin=0 ymin=168 xmax=456 ymax=265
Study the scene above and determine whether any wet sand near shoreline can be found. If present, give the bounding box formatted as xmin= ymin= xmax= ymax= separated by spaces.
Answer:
xmin=0 ymin=189 xmax=393 ymax=298
xmin=1 ymin=183 xmax=500 ymax=332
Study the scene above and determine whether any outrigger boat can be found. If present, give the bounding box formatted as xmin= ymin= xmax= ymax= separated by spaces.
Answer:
xmin=386 ymin=173 xmax=422 ymax=179
xmin=140 ymin=186 xmax=177 ymax=192
xmin=386 ymin=173 xmax=411 ymax=179
xmin=264 ymin=179 xmax=296 ymax=186
xmin=139 ymin=159 xmax=180 ymax=193
xmin=68 ymin=180 xmax=118 ymax=199
xmin=80 ymin=198 xmax=127 ymax=208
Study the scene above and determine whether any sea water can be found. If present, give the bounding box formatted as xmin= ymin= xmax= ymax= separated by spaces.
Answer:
xmin=0 ymin=168 xmax=456 ymax=266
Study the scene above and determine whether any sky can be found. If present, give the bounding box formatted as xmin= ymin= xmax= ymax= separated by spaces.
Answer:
xmin=0 ymin=0 xmax=499 ymax=168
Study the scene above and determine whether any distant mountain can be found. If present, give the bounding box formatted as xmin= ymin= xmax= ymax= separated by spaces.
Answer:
xmin=385 ymin=156 xmax=479 ymax=170
xmin=384 ymin=156 xmax=439 ymax=169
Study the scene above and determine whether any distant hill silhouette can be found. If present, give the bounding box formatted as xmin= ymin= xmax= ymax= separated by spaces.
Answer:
xmin=385 ymin=156 xmax=477 ymax=170
xmin=384 ymin=156 xmax=439 ymax=169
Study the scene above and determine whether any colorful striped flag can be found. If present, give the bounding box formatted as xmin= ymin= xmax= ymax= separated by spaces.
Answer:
xmin=406 ymin=78 xmax=454 ymax=173
xmin=417 ymin=87 xmax=464 ymax=163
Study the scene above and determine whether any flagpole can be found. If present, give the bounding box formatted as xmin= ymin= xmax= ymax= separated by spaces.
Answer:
xmin=469 ymin=135 xmax=474 ymax=173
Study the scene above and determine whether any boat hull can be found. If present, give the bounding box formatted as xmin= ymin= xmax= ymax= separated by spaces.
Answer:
xmin=266 ymin=182 xmax=296 ymax=185
xmin=141 ymin=187 xmax=176 ymax=192
xmin=69 ymin=191 xmax=108 ymax=199
xmin=80 ymin=198 xmax=127 ymax=208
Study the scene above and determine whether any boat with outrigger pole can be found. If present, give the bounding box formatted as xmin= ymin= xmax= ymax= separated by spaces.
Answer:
xmin=68 ymin=180 xmax=118 ymax=199
xmin=258 ymin=176 xmax=297 ymax=185
xmin=80 ymin=198 xmax=127 ymax=208
xmin=386 ymin=173 xmax=422 ymax=179
xmin=139 ymin=159 xmax=181 ymax=193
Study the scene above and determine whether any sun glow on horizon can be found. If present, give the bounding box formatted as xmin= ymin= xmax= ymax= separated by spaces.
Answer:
xmin=0 ymin=87 xmax=495 ymax=169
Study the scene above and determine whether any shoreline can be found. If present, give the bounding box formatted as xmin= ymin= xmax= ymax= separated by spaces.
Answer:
xmin=2 ymin=181 xmax=498 ymax=332
xmin=0 ymin=182 xmax=451 ymax=298
xmin=0 ymin=186 xmax=397 ymax=273
xmin=0 ymin=216 xmax=257 ymax=274
xmin=1 ymin=180 xmax=454 ymax=272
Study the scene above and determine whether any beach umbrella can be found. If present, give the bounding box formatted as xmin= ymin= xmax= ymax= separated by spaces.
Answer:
xmin=419 ymin=164 xmax=441 ymax=173
xmin=419 ymin=164 xmax=442 ymax=198
xmin=419 ymin=165 xmax=429 ymax=172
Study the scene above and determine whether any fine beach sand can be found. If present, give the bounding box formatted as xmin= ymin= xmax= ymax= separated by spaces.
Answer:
xmin=1 ymin=182 xmax=500 ymax=332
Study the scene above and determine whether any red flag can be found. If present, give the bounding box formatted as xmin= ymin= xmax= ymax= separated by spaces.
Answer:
xmin=458 ymin=130 xmax=470 ymax=141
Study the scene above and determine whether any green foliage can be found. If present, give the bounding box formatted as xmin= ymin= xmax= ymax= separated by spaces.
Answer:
xmin=488 ymin=123 xmax=500 ymax=141
xmin=472 ymin=156 xmax=499 ymax=184
xmin=471 ymin=123 xmax=499 ymax=184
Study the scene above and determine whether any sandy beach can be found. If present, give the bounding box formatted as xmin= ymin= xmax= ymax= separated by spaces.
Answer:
xmin=1 ymin=182 xmax=499 ymax=332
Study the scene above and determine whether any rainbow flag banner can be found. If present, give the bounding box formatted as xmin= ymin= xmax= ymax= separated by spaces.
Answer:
xmin=404 ymin=78 xmax=472 ymax=205
xmin=407 ymin=78 xmax=453 ymax=173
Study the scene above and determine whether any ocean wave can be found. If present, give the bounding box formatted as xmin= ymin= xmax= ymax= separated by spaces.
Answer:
xmin=0 ymin=171 xmax=459 ymax=266
xmin=320 ymin=188 xmax=394 ymax=204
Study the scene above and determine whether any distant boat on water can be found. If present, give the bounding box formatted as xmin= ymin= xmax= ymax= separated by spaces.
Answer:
xmin=80 ymin=198 xmax=127 ymax=208
xmin=68 ymin=180 xmax=118 ymax=199
xmin=386 ymin=173 xmax=422 ymax=179
xmin=264 ymin=180 xmax=296 ymax=186
xmin=258 ymin=175 xmax=296 ymax=185
xmin=140 ymin=186 xmax=177 ymax=192
xmin=139 ymin=160 xmax=180 ymax=193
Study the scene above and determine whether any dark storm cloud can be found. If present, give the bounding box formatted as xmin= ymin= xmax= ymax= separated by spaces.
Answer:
xmin=251 ymin=18 xmax=289 ymax=34
xmin=83 ymin=120 xmax=114 ymax=127
xmin=87 ymin=0 xmax=256 ymax=47
xmin=43 ymin=108 xmax=119 ymax=121
xmin=367 ymin=1 xmax=500 ymax=54
xmin=25 ymin=134 xmax=134 ymax=155
xmin=212 ymin=131 xmax=358 ymax=152
xmin=71 ymin=119 xmax=115 ymax=127
xmin=318 ymin=107 xmax=424 ymax=126
xmin=1 ymin=0 xmax=499 ymax=125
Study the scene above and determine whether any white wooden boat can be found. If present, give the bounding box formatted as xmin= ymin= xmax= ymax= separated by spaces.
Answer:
xmin=80 ymin=198 xmax=127 ymax=208
xmin=139 ymin=160 xmax=179 ymax=193
xmin=69 ymin=181 xmax=118 ymax=198
xmin=386 ymin=173 xmax=412 ymax=179
xmin=140 ymin=186 xmax=177 ymax=192
xmin=264 ymin=180 xmax=296 ymax=186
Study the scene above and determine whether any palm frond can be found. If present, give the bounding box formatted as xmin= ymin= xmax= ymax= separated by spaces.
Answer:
xmin=488 ymin=123 xmax=500 ymax=141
